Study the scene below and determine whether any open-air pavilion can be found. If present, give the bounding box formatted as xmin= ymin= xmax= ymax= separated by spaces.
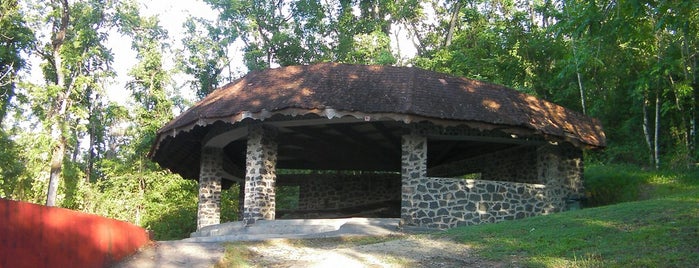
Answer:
xmin=149 ymin=63 xmax=605 ymax=232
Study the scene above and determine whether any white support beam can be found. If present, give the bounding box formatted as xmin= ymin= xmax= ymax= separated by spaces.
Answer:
xmin=204 ymin=127 xmax=248 ymax=148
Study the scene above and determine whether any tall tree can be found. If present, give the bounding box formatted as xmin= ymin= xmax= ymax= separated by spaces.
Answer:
xmin=44 ymin=0 xmax=72 ymax=206
xmin=29 ymin=0 xmax=115 ymax=206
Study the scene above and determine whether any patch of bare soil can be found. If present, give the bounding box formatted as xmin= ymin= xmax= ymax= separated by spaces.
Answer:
xmin=240 ymin=235 xmax=504 ymax=268
xmin=113 ymin=241 xmax=225 ymax=268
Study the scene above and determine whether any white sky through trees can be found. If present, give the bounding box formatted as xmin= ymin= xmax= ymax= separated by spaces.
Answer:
xmin=26 ymin=0 xmax=418 ymax=111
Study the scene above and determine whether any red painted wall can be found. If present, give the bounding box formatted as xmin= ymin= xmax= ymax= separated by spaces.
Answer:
xmin=0 ymin=199 xmax=150 ymax=268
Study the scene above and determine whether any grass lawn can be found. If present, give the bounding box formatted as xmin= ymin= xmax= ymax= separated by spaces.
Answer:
xmin=443 ymin=166 xmax=699 ymax=267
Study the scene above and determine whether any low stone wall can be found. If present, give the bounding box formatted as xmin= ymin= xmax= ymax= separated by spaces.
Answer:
xmin=297 ymin=173 xmax=401 ymax=211
xmin=401 ymin=133 xmax=583 ymax=229
xmin=403 ymin=178 xmax=565 ymax=229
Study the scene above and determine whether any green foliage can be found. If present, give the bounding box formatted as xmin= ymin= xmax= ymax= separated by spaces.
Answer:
xmin=178 ymin=16 xmax=234 ymax=98
xmin=0 ymin=0 xmax=35 ymax=124
xmin=0 ymin=130 xmax=25 ymax=198
xmin=276 ymin=185 xmax=299 ymax=210
xmin=221 ymin=186 xmax=241 ymax=223
xmin=346 ymin=30 xmax=396 ymax=65
xmin=196 ymin=0 xmax=411 ymax=80
xmin=141 ymin=173 xmax=199 ymax=240
xmin=60 ymin=160 xmax=86 ymax=209
xmin=445 ymin=178 xmax=699 ymax=267
xmin=584 ymin=164 xmax=647 ymax=206
xmin=1 ymin=127 xmax=52 ymax=203
xmin=584 ymin=164 xmax=699 ymax=206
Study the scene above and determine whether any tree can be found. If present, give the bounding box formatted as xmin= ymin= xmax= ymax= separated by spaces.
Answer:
xmin=26 ymin=0 xmax=115 ymax=206
xmin=0 ymin=0 xmax=35 ymax=125
xmin=0 ymin=0 xmax=34 ymax=199
xmin=179 ymin=17 xmax=237 ymax=99
xmin=114 ymin=0 xmax=182 ymax=225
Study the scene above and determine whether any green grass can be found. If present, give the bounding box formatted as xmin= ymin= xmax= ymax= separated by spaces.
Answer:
xmin=444 ymin=166 xmax=699 ymax=267
xmin=283 ymin=234 xmax=404 ymax=249
xmin=215 ymin=243 xmax=257 ymax=268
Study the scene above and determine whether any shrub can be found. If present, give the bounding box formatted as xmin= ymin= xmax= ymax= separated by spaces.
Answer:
xmin=584 ymin=164 xmax=699 ymax=207
xmin=584 ymin=164 xmax=646 ymax=206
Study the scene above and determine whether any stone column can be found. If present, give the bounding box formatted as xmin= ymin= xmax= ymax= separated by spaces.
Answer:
xmin=537 ymin=143 xmax=583 ymax=212
xmin=400 ymin=134 xmax=427 ymax=227
xmin=197 ymin=147 xmax=223 ymax=230
xmin=243 ymin=124 xmax=278 ymax=224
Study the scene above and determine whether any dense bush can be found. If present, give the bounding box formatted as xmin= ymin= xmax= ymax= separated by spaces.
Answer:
xmin=584 ymin=164 xmax=699 ymax=207
xmin=584 ymin=164 xmax=646 ymax=206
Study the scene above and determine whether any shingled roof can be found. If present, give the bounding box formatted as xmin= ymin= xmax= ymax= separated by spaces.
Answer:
xmin=150 ymin=63 xmax=605 ymax=178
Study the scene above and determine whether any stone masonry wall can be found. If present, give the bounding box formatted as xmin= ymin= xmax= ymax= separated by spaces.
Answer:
xmin=406 ymin=178 xmax=561 ymax=229
xmin=243 ymin=125 xmax=278 ymax=224
xmin=401 ymin=132 xmax=584 ymax=229
xmin=537 ymin=143 xmax=585 ymax=210
xmin=197 ymin=147 xmax=223 ymax=230
xmin=428 ymin=145 xmax=539 ymax=183
xmin=297 ymin=173 xmax=401 ymax=210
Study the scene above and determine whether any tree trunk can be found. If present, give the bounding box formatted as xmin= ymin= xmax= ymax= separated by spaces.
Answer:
xmin=45 ymin=0 xmax=70 ymax=207
xmin=692 ymin=81 xmax=698 ymax=159
xmin=46 ymin=135 xmax=66 ymax=206
xmin=136 ymin=175 xmax=146 ymax=226
xmin=654 ymin=92 xmax=661 ymax=169
xmin=444 ymin=1 xmax=462 ymax=48
xmin=87 ymin=102 xmax=96 ymax=183
xmin=571 ymin=36 xmax=587 ymax=114
xmin=642 ymin=94 xmax=654 ymax=166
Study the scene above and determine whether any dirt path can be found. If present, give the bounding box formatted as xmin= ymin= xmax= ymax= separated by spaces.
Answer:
xmin=230 ymin=235 xmax=503 ymax=267
xmin=113 ymin=241 xmax=225 ymax=268
xmin=116 ymin=234 xmax=505 ymax=267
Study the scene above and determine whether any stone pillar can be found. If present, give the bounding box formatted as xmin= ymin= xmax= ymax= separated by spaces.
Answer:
xmin=197 ymin=147 xmax=223 ymax=230
xmin=537 ymin=143 xmax=583 ymax=212
xmin=238 ymin=182 xmax=245 ymax=220
xmin=400 ymin=134 xmax=427 ymax=227
xmin=243 ymin=124 xmax=278 ymax=224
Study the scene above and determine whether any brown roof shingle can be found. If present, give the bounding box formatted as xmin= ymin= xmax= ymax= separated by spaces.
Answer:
xmin=153 ymin=63 xmax=605 ymax=151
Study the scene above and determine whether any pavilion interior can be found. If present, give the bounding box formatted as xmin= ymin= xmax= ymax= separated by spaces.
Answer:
xmin=173 ymin=113 xmax=547 ymax=220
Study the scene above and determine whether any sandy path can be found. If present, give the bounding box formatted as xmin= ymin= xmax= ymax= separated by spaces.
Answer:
xmin=114 ymin=235 xmax=505 ymax=267
xmin=112 ymin=241 xmax=225 ymax=268
xmin=242 ymin=236 xmax=501 ymax=268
